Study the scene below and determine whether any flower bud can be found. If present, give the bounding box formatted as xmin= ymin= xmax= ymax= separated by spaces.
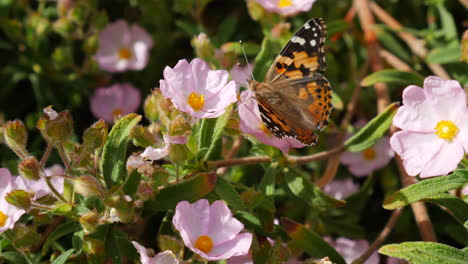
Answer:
xmin=144 ymin=89 xmax=173 ymax=123
xmin=247 ymin=0 xmax=266 ymax=21
xmin=18 ymin=156 xmax=40 ymax=180
xmin=3 ymin=120 xmax=28 ymax=154
xmin=73 ymin=175 xmax=104 ymax=198
xmin=168 ymin=116 xmax=191 ymax=137
xmin=57 ymin=0 xmax=73 ymax=16
xmin=83 ymin=237 xmax=105 ymax=255
xmin=5 ymin=190 xmax=33 ymax=210
xmin=113 ymin=201 xmax=135 ymax=223
xmin=52 ymin=46 xmax=73 ymax=70
xmin=137 ymin=181 xmax=155 ymax=201
xmin=191 ymin=33 xmax=215 ymax=61
xmin=158 ymin=235 xmax=184 ymax=257
xmin=52 ymin=17 xmax=76 ymax=36
xmin=83 ymin=120 xmax=108 ymax=151
xmin=38 ymin=109 xmax=74 ymax=142
xmin=79 ymin=211 xmax=100 ymax=234
xmin=168 ymin=143 xmax=189 ymax=164
xmin=271 ymin=22 xmax=291 ymax=38
xmin=131 ymin=125 xmax=156 ymax=148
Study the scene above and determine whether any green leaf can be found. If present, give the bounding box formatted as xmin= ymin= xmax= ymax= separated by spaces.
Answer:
xmin=424 ymin=193 xmax=468 ymax=225
xmin=253 ymin=36 xmax=283 ymax=80
xmin=361 ymin=69 xmax=424 ymax=87
xmin=383 ymin=171 xmax=468 ymax=210
xmin=51 ymin=249 xmax=75 ymax=264
xmin=426 ymin=46 xmax=462 ymax=64
xmin=201 ymin=105 xmax=233 ymax=161
xmin=283 ymin=168 xmax=345 ymax=209
xmin=122 ymin=170 xmax=142 ymax=196
xmin=282 ymin=218 xmax=346 ymax=264
xmin=217 ymin=15 xmax=238 ymax=44
xmin=436 ymin=3 xmax=458 ymax=41
xmin=234 ymin=210 xmax=264 ymax=234
xmin=42 ymin=221 xmax=81 ymax=255
xmin=258 ymin=163 xmax=279 ymax=196
xmin=144 ymin=173 xmax=217 ymax=214
xmin=326 ymin=19 xmax=349 ymax=36
xmin=104 ymin=225 xmax=122 ymax=264
xmin=379 ymin=242 xmax=468 ymax=264
xmin=345 ymin=103 xmax=398 ymax=152
xmin=376 ymin=27 xmax=412 ymax=62
xmin=100 ymin=114 xmax=141 ymax=187
xmin=0 ymin=252 xmax=29 ymax=264
xmin=331 ymin=91 xmax=344 ymax=110
xmin=215 ymin=176 xmax=245 ymax=210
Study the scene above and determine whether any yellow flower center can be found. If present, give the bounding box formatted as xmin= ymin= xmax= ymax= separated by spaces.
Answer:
xmin=187 ymin=92 xmax=205 ymax=111
xmin=435 ymin=120 xmax=458 ymax=140
xmin=118 ymin=47 xmax=132 ymax=60
xmin=278 ymin=0 xmax=293 ymax=8
xmin=195 ymin=235 xmax=213 ymax=253
xmin=362 ymin=148 xmax=377 ymax=160
xmin=0 ymin=211 xmax=8 ymax=227
xmin=260 ymin=123 xmax=272 ymax=135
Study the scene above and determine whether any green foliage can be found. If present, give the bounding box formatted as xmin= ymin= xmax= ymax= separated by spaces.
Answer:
xmin=379 ymin=242 xmax=468 ymax=264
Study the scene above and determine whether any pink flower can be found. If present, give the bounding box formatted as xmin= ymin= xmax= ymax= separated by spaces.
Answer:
xmin=132 ymin=241 xmax=179 ymax=264
xmin=159 ymin=58 xmax=237 ymax=118
xmin=0 ymin=169 xmax=26 ymax=234
xmin=16 ymin=164 xmax=65 ymax=199
xmin=341 ymin=137 xmax=394 ymax=177
xmin=238 ymin=90 xmax=305 ymax=154
xmin=323 ymin=178 xmax=359 ymax=200
xmin=462 ymin=185 xmax=468 ymax=196
xmin=390 ymin=76 xmax=468 ymax=178
xmin=94 ymin=20 xmax=153 ymax=72
xmin=255 ymin=0 xmax=316 ymax=16
xmin=172 ymin=199 xmax=252 ymax=261
xmin=328 ymin=237 xmax=379 ymax=264
xmin=227 ymin=254 xmax=253 ymax=264
xmin=230 ymin=64 xmax=253 ymax=90
xmin=90 ymin=83 xmax=141 ymax=123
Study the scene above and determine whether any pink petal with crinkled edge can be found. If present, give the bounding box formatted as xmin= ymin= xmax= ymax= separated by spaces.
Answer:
xmin=423 ymin=76 xmax=465 ymax=121
xmin=207 ymin=201 xmax=244 ymax=245
xmin=420 ymin=139 xmax=464 ymax=178
xmin=393 ymin=85 xmax=438 ymax=133
xmin=390 ymin=131 xmax=442 ymax=176
xmin=172 ymin=200 xmax=210 ymax=248
xmin=198 ymin=232 xmax=253 ymax=261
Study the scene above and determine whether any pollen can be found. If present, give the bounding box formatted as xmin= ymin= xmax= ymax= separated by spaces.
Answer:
xmin=188 ymin=92 xmax=205 ymax=111
xmin=118 ymin=47 xmax=132 ymax=60
xmin=0 ymin=211 xmax=8 ymax=227
xmin=195 ymin=235 xmax=213 ymax=253
xmin=278 ymin=0 xmax=293 ymax=8
xmin=362 ymin=148 xmax=377 ymax=160
xmin=435 ymin=120 xmax=458 ymax=140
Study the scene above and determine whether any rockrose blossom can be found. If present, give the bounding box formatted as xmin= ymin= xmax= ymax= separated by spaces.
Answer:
xmin=238 ymin=89 xmax=305 ymax=154
xmin=160 ymin=58 xmax=237 ymax=119
xmin=90 ymin=83 xmax=141 ymax=123
xmin=132 ymin=241 xmax=179 ymax=264
xmin=172 ymin=199 xmax=252 ymax=261
xmin=327 ymin=237 xmax=379 ymax=264
xmin=255 ymin=0 xmax=316 ymax=16
xmin=17 ymin=164 xmax=65 ymax=199
xmin=341 ymin=136 xmax=394 ymax=177
xmin=230 ymin=64 xmax=253 ymax=90
xmin=94 ymin=20 xmax=153 ymax=72
xmin=0 ymin=169 xmax=26 ymax=234
xmin=390 ymin=76 xmax=468 ymax=177
xmin=323 ymin=178 xmax=359 ymax=200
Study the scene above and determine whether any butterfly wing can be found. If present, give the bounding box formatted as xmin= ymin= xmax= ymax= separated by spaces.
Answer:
xmin=256 ymin=73 xmax=332 ymax=145
xmin=264 ymin=18 xmax=327 ymax=83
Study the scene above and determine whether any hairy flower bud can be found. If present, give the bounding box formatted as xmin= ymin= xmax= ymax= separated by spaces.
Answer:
xmin=12 ymin=225 xmax=41 ymax=248
xmin=5 ymin=190 xmax=33 ymax=210
xmin=144 ymin=89 xmax=173 ymax=124
xmin=18 ymin=157 xmax=40 ymax=181
xmin=73 ymin=175 xmax=104 ymax=198
xmin=79 ymin=210 xmax=100 ymax=234
xmin=4 ymin=120 xmax=28 ymax=155
xmin=38 ymin=109 xmax=74 ymax=143
xmin=191 ymin=33 xmax=215 ymax=61
xmin=131 ymin=125 xmax=156 ymax=148
xmin=83 ymin=120 xmax=108 ymax=151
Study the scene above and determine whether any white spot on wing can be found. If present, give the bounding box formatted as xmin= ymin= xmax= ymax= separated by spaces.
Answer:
xmin=310 ymin=39 xmax=316 ymax=47
xmin=304 ymin=22 xmax=311 ymax=29
xmin=291 ymin=36 xmax=306 ymax=45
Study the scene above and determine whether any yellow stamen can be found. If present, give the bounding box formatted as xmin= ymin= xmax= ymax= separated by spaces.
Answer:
xmin=362 ymin=148 xmax=377 ymax=160
xmin=187 ymin=92 xmax=205 ymax=111
xmin=0 ymin=211 xmax=8 ymax=227
xmin=118 ymin=47 xmax=132 ymax=60
xmin=260 ymin=124 xmax=272 ymax=135
xmin=278 ymin=0 xmax=293 ymax=8
xmin=195 ymin=235 xmax=213 ymax=253
xmin=435 ymin=120 xmax=458 ymax=140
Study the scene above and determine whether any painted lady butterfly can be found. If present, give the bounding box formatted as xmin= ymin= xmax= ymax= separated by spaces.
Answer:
xmin=249 ymin=18 xmax=332 ymax=145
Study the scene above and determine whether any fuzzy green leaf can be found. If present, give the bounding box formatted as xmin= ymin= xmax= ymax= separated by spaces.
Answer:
xmin=361 ymin=69 xmax=424 ymax=87
xmin=258 ymin=162 xmax=279 ymax=196
xmin=424 ymin=193 xmax=468 ymax=225
xmin=42 ymin=221 xmax=81 ymax=255
xmin=426 ymin=46 xmax=462 ymax=64
xmin=100 ymin=113 xmax=141 ymax=187
xmin=51 ymin=249 xmax=75 ymax=264
xmin=215 ymin=176 xmax=245 ymax=211
xmin=383 ymin=170 xmax=468 ymax=210
xmin=379 ymin=242 xmax=468 ymax=264
xmin=203 ymin=104 xmax=233 ymax=161
xmin=253 ymin=36 xmax=283 ymax=80
xmin=345 ymin=103 xmax=398 ymax=152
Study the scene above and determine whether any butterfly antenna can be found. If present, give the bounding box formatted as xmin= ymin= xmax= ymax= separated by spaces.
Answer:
xmin=239 ymin=40 xmax=255 ymax=81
